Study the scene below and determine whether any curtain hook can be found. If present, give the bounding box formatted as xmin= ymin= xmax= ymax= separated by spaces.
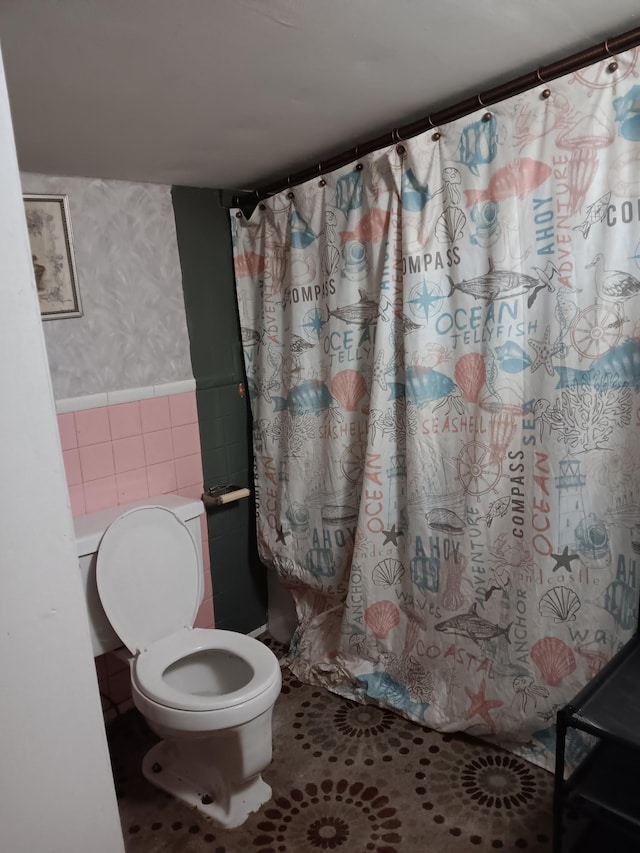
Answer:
xmin=478 ymin=93 xmax=492 ymax=121
xmin=393 ymin=128 xmax=406 ymax=155
xmin=286 ymin=175 xmax=295 ymax=200
xmin=426 ymin=115 xmax=440 ymax=140
xmin=317 ymin=163 xmax=326 ymax=187
xmin=604 ymin=39 xmax=619 ymax=72
xmin=536 ymin=68 xmax=552 ymax=99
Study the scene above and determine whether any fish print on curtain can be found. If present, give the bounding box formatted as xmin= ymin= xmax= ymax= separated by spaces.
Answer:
xmin=232 ymin=47 xmax=640 ymax=770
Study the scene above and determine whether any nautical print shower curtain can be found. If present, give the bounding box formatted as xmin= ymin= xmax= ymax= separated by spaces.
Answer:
xmin=231 ymin=46 xmax=640 ymax=770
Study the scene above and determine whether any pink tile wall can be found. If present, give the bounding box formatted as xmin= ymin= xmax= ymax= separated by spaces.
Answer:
xmin=59 ymin=391 xmax=215 ymax=716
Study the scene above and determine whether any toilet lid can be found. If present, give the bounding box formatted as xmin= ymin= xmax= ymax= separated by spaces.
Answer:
xmin=96 ymin=506 xmax=201 ymax=654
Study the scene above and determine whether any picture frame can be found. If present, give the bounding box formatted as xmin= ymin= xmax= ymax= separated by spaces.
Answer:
xmin=23 ymin=193 xmax=82 ymax=320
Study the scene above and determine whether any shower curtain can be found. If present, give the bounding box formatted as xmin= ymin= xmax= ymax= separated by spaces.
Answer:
xmin=231 ymin=46 xmax=640 ymax=770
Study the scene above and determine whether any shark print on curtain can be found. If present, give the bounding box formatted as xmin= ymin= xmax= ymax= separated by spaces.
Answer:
xmin=232 ymin=46 xmax=640 ymax=771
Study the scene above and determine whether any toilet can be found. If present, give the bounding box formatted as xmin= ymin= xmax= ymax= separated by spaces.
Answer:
xmin=75 ymin=494 xmax=282 ymax=828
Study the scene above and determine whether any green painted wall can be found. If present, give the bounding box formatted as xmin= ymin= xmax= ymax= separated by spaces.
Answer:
xmin=171 ymin=187 xmax=266 ymax=633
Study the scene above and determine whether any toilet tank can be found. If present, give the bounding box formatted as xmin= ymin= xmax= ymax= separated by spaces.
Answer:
xmin=75 ymin=495 xmax=205 ymax=657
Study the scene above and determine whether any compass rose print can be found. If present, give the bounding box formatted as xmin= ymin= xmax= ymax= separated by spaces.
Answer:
xmin=302 ymin=306 xmax=328 ymax=342
xmin=408 ymin=280 xmax=444 ymax=321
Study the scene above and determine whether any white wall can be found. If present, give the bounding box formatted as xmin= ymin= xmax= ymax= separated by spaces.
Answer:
xmin=0 ymin=45 xmax=124 ymax=853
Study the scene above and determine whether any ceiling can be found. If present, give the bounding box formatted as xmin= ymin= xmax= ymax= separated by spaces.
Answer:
xmin=1 ymin=0 xmax=639 ymax=192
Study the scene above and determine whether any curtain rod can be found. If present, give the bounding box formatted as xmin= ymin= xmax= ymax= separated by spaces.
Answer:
xmin=231 ymin=24 xmax=640 ymax=209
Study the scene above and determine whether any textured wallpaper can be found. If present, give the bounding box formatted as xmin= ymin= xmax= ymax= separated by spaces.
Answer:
xmin=21 ymin=173 xmax=193 ymax=399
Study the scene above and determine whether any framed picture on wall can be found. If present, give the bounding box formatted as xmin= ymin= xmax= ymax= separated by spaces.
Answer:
xmin=23 ymin=193 xmax=82 ymax=320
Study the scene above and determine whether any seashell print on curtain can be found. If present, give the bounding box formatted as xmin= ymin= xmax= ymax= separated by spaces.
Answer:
xmin=231 ymin=47 xmax=640 ymax=771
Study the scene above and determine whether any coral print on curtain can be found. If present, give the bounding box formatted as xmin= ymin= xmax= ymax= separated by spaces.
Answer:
xmin=232 ymin=47 xmax=640 ymax=771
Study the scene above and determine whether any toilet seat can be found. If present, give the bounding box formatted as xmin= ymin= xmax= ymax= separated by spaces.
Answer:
xmin=96 ymin=504 xmax=281 ymax=717
xmin=96 ymin=505 xmax=201 ymax=654
xmin=133 ymin=627 xmax=281 ymax=711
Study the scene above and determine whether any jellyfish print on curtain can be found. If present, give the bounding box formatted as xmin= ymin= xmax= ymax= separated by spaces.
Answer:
xmin=231 ymin=46 xmax=640 ymax=771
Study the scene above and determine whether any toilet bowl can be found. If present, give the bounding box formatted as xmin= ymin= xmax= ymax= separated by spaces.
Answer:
xmin=75 ymin=496 xmax=282 ymax=828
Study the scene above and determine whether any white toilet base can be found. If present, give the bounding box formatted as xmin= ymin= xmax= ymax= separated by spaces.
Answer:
xmin=141 ymin=741 xmax=273 ymax=829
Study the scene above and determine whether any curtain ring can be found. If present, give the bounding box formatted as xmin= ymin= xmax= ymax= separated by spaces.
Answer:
xmin=393 ymin=128 xmax=406 ymax=155
xmin=536 ymin=68 xmax=552 ymax=98
xmin=604 ymin=39 xmax=619 ymax=72
xmin=427 ymin=115 xmax=440 ymax=139
xmin=478 ymin=93 xmax=492 ymax=121
xmin=286 ymin=175 xmax=295 ymax=199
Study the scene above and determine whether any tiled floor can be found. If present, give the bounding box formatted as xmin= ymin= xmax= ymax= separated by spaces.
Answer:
xmin=108 ymin=640 xmax=555 ymax=852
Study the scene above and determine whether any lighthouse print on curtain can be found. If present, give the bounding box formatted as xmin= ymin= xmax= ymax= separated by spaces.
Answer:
xmin=232 ymin=46 xmax=640 ymax=770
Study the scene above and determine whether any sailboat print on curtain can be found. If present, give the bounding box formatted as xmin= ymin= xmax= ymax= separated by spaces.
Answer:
xmin=232 ymin=45 xmax=640 ymax=771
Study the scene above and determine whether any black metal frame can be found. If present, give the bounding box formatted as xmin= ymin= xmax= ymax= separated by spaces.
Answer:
xmin=553 ymin=628 xmax=640 ymax=852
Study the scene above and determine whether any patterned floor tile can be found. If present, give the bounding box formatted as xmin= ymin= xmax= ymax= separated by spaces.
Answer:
xmin=110 ymin=639 xmax=554 ymax=852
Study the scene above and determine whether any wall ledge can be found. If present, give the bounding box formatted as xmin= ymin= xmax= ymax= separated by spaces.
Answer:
xmin=55 ymin=378 xmax=196 ymax=413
